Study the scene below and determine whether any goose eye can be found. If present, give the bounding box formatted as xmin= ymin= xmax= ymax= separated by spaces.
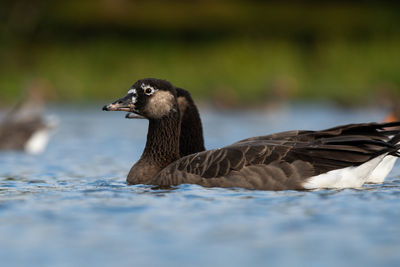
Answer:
xmin=145 ymin=88 xmax=153 ymax=95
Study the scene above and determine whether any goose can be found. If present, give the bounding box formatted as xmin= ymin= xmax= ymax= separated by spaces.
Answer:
xmin=103 ymin=78 xmax=400 ymax=190
xmin=125 ymin=88 xmax=396 ymax=183
xmin=0 ymin=98 xmax=55 ymax=154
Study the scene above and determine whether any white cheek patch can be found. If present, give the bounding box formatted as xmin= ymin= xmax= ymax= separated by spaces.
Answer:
xmin=145 ymin=91 xmax=175 ymax=119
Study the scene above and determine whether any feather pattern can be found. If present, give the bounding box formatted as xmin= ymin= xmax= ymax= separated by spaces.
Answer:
xmin=152 ymin=122 xmax=400 ymax=190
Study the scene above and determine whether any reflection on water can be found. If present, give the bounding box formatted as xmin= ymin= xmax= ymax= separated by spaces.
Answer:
xmin=0 ymin=104 xmax=400 ymax=267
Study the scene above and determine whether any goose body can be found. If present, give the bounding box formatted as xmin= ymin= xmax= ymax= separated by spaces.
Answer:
xmin=152 ymin=123 xmax=400 ymax=190
xmin=103 ymin=78 xmax=400 ymax=190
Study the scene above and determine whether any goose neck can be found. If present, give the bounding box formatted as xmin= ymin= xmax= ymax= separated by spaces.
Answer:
xmin=142 ymin=113 xmax=181 ymax=166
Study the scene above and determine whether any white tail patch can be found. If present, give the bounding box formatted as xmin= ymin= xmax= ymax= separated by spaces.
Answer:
xmin=25 ymin=128 xmax=50 ymax=154
xmin=303 ymin=154 xmax=387 ymax=189
xmin=24 ymin=116 xmax=57 ymax=155
xmin=366 ymin=155 xmax=397 ymax=183
xmin=366 ymin=137 xmax=400 ymax=183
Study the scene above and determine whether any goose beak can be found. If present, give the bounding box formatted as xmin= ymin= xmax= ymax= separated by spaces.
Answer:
xmin=102 ymin=104 xmax=133 ymax=112
xmin=102 ymin=94 xmax=136 ymax=112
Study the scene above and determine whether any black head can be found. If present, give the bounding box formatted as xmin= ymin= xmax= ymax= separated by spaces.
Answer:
xmin=103 ymin=78 xmax=178 ymax=119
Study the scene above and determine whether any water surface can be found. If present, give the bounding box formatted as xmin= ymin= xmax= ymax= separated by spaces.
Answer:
xmin=1 ymin=104 xmax=399 ymax=267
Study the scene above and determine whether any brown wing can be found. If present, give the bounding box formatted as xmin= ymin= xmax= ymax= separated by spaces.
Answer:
xmin=152 ymin=122 xmax=400 ymax=190
xmin=234 ymin=130 xmax=312 ymax=144
xmin=152 ymin=141 xmax=309 ymax=190
xmin=236 ymin=122 xmax=400 ymax=143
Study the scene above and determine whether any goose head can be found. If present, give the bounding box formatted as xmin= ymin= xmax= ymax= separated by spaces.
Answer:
xmin=103 ymin=78 xmax=179 ymax=120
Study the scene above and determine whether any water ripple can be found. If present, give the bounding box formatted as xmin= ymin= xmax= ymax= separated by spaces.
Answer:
xmin=0 ymin=106 xmax=399 ymax=267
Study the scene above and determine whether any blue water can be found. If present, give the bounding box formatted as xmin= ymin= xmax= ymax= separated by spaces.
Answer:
xmin=1 ymin=103 xmax=400 ymax=267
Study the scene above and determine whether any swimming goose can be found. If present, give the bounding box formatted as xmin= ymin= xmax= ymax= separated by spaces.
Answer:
xmin=0 ymin=98 xmax=55 ymax=154
xmin=103 ymin=78 xmax=400 ymax=190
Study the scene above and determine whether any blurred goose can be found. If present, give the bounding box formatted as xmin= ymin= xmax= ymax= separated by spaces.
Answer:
xmin=103 ymin=78 xmax=400 ymax=190
xmin=0 ymin=89 xmax=55 ymax=154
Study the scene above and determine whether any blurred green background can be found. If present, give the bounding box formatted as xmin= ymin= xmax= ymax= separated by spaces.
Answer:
xmin=1 ymin=0 xmax=400 ymax=107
